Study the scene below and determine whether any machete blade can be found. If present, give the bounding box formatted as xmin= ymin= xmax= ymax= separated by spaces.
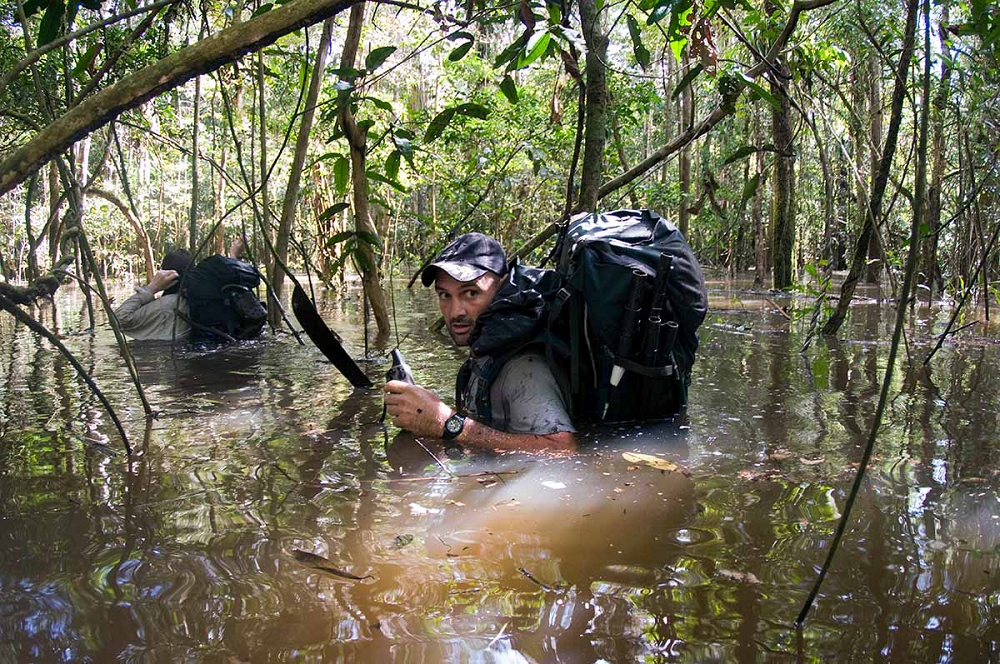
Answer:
xmin=292 ymin=284 xmax=372 ymax=388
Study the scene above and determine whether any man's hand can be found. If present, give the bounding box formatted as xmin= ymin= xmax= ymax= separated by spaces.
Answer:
xmin=147 ymin=269 xmax=179 ymax=294
xmin=384 ymin=380 xmax=455 ymax=438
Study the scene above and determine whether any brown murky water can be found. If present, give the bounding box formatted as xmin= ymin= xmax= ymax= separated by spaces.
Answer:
xmin=1 ymin=277 xmax=998 ymax=662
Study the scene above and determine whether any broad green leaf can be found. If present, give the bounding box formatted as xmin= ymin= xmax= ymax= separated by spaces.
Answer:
xmin=72 ymin=42 xmax=102 ymax=78
xmin=38 ymin=0 xmax=66 ymax=46
xmin=647 ymin=0 xmax=680 ymax=25
xmin=334 ymin=156 xmax=350 ymax=196
xmin=517 ymin=30 xmax=551 ymax=68
xmin=326 ymin=229 xmax=356 ymax=246
xmin=448 ymin=30 xmax=475 ymax=41
xmin=320 ymin=204 xmax=351 ymax=223
xmin=330 ymin=66 xmax=363 ymax=81
xmin=365 ymin=46 xmax=396 ymax=71
xmin=455 ymin=102 xmax=490 ymax=120
xmin=740 ymin=173 xmax=761 ymax=205
xmin=355 ymin=230 xmax=383 ymax=249
xmin=251 ymin=3 xmax=273 ymax=17
xmin=385 ymin=150 xmax=401 ymax=181
xmin=394 ymin=127 xmax=415 ymax=140
xmin=722 ymin=145 xmax=758 ymax=166
xmin=362 ymin=96 xmax=393 ymax=112
xmin=449 ymin=40 xmax=474 ymax=62
xmin=366 ymin=170 xmax=406 ymax=193
xmin=356 ymin=118 xmax=376 ymax=133
xmin=626 ymin=15 xmax=651 ymax=70
xmin=500 ymin=75 xmax=519 ymax=104
xmin=424 ymin=107 xmax=457 ymax=143
xmin=494 ymin=36 xmax=525 ymax=69
xmin=741 ymin=73 xmax=781 ymax=111
xmin=672 ymin=63 xmax=703 ymax=98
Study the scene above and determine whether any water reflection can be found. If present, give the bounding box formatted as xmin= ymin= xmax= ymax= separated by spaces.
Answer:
xmin=0 ymin=277 xmax=998 ymax=662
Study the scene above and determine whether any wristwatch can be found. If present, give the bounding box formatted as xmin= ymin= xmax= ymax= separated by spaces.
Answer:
xmin=442 ymin=413 xmax=466 ymax=440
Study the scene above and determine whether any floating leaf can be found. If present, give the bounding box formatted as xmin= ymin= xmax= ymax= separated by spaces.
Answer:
xmin=292 ymin=549 xmax=372 ymax=580
xmin=393 ymin=534 xmax=414 ymax=549
xmin=622 ymin=452 xmax=679 ymax=472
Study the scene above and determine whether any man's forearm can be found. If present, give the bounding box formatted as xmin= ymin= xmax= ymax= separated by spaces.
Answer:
xmin=455 ymin=418 xmax=576 ymax=452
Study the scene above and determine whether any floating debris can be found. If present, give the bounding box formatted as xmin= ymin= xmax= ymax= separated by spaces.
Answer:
xmin=291 ymin=549 xmax=372 ymax=580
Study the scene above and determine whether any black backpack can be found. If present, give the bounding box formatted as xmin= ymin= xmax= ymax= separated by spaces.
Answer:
xmin=182 ymin=255 xmax=267 ymax=343
xmin=459 ymin=209 xmax=707 ymax=424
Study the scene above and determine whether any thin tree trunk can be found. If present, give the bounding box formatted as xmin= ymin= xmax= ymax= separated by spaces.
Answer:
xmin=271 ymin=19 xmax=334 ymax=326
xmin=864 ymin=60 xmax=884 ymax=284
xmin=678 ymin=53 xmax=693 ymax=237
xmin=769 ymin=49 xmax=795 ymax=289
xmin=823 ymin=0 xmax=919 ymax=336
xmin=189 ymin=73 xmax=202 ymax=253
xmin=576 ymin=0 xmax=607 ymax=212
xmin=88 ymin=187 xmax=155 ymax=280
xmin=923 ymin=0 xmax=950 ymax=300
xmin=753 ymin=111 xmax=768 ymax=285
xmin=340 ymin=2 xmax=390 ymax=336
xmin=257 ymin=50 xmax=272 ymax=289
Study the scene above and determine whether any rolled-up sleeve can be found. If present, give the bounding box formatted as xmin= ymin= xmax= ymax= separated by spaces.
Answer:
xmin=113 ymin=287 xmax=156 ymax=331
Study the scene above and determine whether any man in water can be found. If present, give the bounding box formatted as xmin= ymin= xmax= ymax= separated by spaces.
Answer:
xmin=114 ymin=248 xmax=193 ymax=341
xmin=384 ymin=233 xmax=576 ymax=452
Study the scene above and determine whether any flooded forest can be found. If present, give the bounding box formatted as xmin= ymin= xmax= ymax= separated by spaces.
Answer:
xmin=1 ymin=0 xmax=999 ymax=660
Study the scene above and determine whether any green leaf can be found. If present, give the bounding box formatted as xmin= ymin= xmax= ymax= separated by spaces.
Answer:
xmin=355 ymin=230 xmax=383 ymax=249
xmin=394 ymin=127 xmax=415 ymax=141
xmin=334 ymin=156 xmax=350 ymax=196
xmin=454 ymin=102 xmax=490 ymax=120
xmin=362 ymin=96 xmax=393 ymax=112
xmin=330 ymin=66 xmax=363 ymax=81
xmin=385 ymin=150 xmax=401 ymax=181
xmin=320 ymin=203 xmax=351 ymax=223
xmin=626 ymin=15 xmax=651 ymax=70
xmin=251 ymin=2 xmax=273 ymax=17
xmin=647 ymin=0 xmax=680 ymax=24
xmin=672 ymin=63 xmax=702 ymax=98
xmin=494 ymin=34 xmax=527 ymax=69
xmin=499 ymin=75 xmax=519 ymax=104
xmin=722 ymin=145 xmax=758 ymax=166
xmin=741 ymin=73 xmax=781 ymax=111
xmin=449 ymin=40 xmax=474 ymax=62
xmin=365 ymin=46 xmax=396 ymax=72
xmin=366 ymin=169 xmax=406 ymax=193
xmin=37 ymin=0 xmax=66 ymax=46
xmin=72 ymin=42 xmax=101 ymax=78
xmin=517 ymin=31 xmax=551 ymax=68
xmin=740 ymin=172 xmax=761 ymax=205
xmin=448 ymin=30 xmax=475 ymax=41
xmin=326 ymin=229 xmax=356 ymax=246
xmin=424 ymin=107 xmax=457 ymax=143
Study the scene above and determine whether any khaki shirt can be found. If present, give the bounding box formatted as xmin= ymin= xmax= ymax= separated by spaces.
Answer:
xmin=114 ymin=286 xmax=191 ymax=341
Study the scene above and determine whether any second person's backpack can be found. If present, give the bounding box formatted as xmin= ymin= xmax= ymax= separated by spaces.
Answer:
xmin=183 ymin=255 xmax=267 ymax=343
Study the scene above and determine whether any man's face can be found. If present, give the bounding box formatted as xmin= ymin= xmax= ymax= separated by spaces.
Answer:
xmin=435 ymin=271 xmax=502 ymax=346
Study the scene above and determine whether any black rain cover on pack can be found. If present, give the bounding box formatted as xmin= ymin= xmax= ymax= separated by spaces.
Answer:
xmin=461 ymin=209 xmax=707 ymax=425
xmin=183 ymin=255 xmax=266 ymax=342
xmin=560 ymin=208 xmax=707 ymax=379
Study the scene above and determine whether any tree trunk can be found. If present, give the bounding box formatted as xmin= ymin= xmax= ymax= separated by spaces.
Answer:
xmin=271 ymin=19 xmax=334 ymax=326
xmin=189 ymin=74 xmax=202 ymax=253
xmin=576 ymin=0 xmax=608 ymax=212
xmin=923 ymin=0 xmax=950 ymax=301
xmin=257 ymin=50 xmax=272 ymax=288
xmin=823 ymin=0 xmax=919 ymax=336
xmin=769 ymin=39 xmax=795 ymax=289
xmin=678 ymin=53 xmax=694 ymax=237
xmin=753 ymin=111 xmax=768 ymax=285
xmin=864 ymin=60 xmax=884 ymax=284
xmin=340 ymin=2 xmax=390 ymax=336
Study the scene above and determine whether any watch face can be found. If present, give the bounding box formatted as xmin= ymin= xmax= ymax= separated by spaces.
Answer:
xmin=446 ymin=416 xmax=462 ymax=434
